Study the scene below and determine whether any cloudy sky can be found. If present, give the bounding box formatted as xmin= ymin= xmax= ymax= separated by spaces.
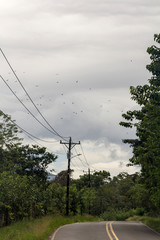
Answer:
xmin=0 ymin=0 xmax=160 ymax=178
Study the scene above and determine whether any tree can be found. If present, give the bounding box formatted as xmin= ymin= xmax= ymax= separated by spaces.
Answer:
xmin=120 ymin=34 xmax=160 ymax=210
xmin=73 ymin=170 xmax=110 ymax=215
xmin=54 ymin=169 xmax=74 ymax=186
xmin=73 ymin=170 xmax=110 ymax=190
xmin=0 ymin=110 xmax=22 ymax=149
xmin=0 ymin=172 xmax=39 ymax=226
xmin=0 ymin=111 xmax=23 ymax=173
xmin=15 ymin=145 xmax=57 ymax=182
xmin=0 ymin=144 xmax=57 ymax=184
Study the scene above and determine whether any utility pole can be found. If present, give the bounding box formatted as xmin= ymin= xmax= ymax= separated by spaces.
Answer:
xmin=88 ymin=168 xmax=91 ymax=188
xmin=60 ymin=137 xmax=80 ymax=216
xmin=83 ymin=168 xmax=94 ymax=214
xmin=88 ymin=168 xmax=91 ymax=214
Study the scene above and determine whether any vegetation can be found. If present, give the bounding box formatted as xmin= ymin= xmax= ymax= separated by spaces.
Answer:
xmin=0 ymin=110 xmax=57 ymax=226
xmin=120 ymin=33 xmax=160 ymax=213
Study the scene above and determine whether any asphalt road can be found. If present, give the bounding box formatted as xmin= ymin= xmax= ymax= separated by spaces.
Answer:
xmin=50 ymin=221 xmax=160 ymax=240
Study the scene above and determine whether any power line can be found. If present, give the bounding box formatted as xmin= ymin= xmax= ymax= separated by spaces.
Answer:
xmin=62 ymin=144 xmax=67 ymax=155
xmin=24 ymin=134 xmax=60 ymax=154
xmin=2 ymin=111 xmax=68 ymax=168
xmin=70 ymin=161 xmax=82 ymax=171
xmin=73 ymin=147 xmax=89 ymax=168
xmin=71 ymin=156 xmax=83 ymax=170
xmin=80 ymin=143 xmax=90 ymax=167
xmin=0 ymin=48 xmax=68 ymax=141
xmin=0 ymin=74 xmax=65 ymax=139
xmin=2 ymin=110 xmax=57 ymax=143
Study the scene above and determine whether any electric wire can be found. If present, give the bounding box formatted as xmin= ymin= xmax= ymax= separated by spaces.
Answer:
xmin=80 ymin=143 xmax=90 ymax=167
xmin=0 ymin=74 xmax=65 ymax=140
xmin=77 ymin=155 xmax=88 ymax=168
xmin=70 ymin=161 xmax=83 ymax=171
xmin=2 ymin=110 xmax=58 ymax=143
xmin=24 ymin=134 xmax=60 ymax=154
xmin=3 ymin=110 xmax=69 ymax=173
xmin=71 ymin=156 xmax=82 ymax=170
xmin=62 ymin=144 xmax=67 ymax=155
xmin=73 ymin=147 xmax=89 ymax=168
xmin=0 ymin=48 xmax=69 ymax=141
xmin=10 ymin=121 xmax=64 ymax=154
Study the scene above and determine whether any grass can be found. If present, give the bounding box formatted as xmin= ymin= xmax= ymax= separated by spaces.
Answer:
xmin=127 ymin=216 xmax=160 ymax=233
xmin=0 ymin=215 xmax=102 ymax=240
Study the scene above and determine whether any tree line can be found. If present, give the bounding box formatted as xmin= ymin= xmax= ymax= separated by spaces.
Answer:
xmin=0 ymin=33 xmax=160 ymax=227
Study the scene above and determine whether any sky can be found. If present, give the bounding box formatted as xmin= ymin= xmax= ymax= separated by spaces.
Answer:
xmin=0 ymin=0 xmax=160 ymax=178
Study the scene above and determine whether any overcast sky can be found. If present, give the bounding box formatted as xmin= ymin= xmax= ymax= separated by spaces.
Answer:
xmin=0 ymin=0 xmax=160 ymax=178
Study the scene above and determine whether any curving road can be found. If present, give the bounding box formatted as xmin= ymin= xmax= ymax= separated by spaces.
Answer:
xmin=50 ymin=221 xmax=160 ymax=240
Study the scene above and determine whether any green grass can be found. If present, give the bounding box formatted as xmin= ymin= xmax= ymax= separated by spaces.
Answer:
xmin=0 ymin=215 xmax=102 ymax=240
xmin=127 ymin=216 xmax=160 ymax=233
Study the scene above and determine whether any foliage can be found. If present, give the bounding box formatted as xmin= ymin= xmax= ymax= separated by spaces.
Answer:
xmin=0 ymin=112 xmax=58 ymax=226
xmin=119 ymin=34 xmax=160 ymax=210
xmin=45 ymin=183 xmax=66 ymax=215
xmin=101 ymin=208 xmax=145 ymax=221
xmin=0 ymin=110 xmax=23 ymax=149
xmin=73 ymin=170 xmax=110 ymax=190
xmin=53 ymin=169 xmax=73 ymax=186
xmin=14 ymin=144 xmax=57 ymax=182
xmin=0 ymin=172 xmax=38 ymax=226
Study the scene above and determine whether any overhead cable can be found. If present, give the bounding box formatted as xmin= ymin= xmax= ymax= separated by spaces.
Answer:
xmin=0 ymin=75 xmax=65 ymax=139
xmin=1 ymin=110 xmax=57 ymax=143
xmin=0 ymin=48 xmax=68 ymax=141
xmin=80 ymin=143 xmax=90 ymax=167
xmin=74 ymin=146 xmax=89 ymax=168
xmin=24 ymin=134 xmax=62 ymax=154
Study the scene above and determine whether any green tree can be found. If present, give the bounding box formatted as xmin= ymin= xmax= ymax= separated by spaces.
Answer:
xmin=54 ymin=169 xmax=74 ymax=186
xmin=0 ymin=111 xmax=23 ymax=173
xmin=0 ymin=110 xmax=22 ymax=149
xmin=43 ymin=183 xmax=66 ymax=215
xmin=14 ymin=144 xmax=57 ymax=183
xmin=0 ymin=172 xmax=38 ymax=226
xmin=73 ymin=171 xmax=110 ymax=215
xmin=73 ymin=170 xmax=110 ymax=190
xmin=120 ymin=34 xmax=160 ymax=210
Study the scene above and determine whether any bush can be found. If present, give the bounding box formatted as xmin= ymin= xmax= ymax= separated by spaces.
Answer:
xmin=101 ymin=208 xmax=145 ymax=221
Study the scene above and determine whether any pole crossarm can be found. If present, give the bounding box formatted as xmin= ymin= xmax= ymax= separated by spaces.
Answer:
xmin=60 ymin=140 xmax=80 ymax=149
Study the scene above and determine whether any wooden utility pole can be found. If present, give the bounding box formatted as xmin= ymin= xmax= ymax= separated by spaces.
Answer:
xmin=60 ymin=137 xmax=80 ymax=216
xmin=88 ymin=168 xmax=91 ymax=214
xmin=83 ymin=168 xmax=94 ymax=214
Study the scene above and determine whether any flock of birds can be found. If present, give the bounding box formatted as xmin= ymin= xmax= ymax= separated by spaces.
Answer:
xmin=2 ymin=68 xmax=133 ymax=137
xmin=4 ymin=70 xmax=115 ymax=123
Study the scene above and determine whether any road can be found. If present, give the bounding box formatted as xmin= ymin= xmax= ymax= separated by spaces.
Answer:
xmin=50 ymin=221 xmax=160 ymax=240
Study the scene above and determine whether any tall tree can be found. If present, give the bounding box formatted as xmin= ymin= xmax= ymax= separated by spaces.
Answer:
xmin=14 ymin=145 xmax=57 ymax=183
xmin=119 ymin=34 xmax=160 ymax=209
xmin=54 ymin=169 xmax=74 ymax=186
xmin=73 ymin=170 xmax=110 ymax=190
xmin=0 ymin=111 xmax=23 ymax=173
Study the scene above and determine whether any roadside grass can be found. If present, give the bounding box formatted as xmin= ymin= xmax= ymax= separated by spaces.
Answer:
xmin=127 ymin=216 xmax=160 ymax=233
xmin=0 ymin=215 xmax=102 ymax=240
